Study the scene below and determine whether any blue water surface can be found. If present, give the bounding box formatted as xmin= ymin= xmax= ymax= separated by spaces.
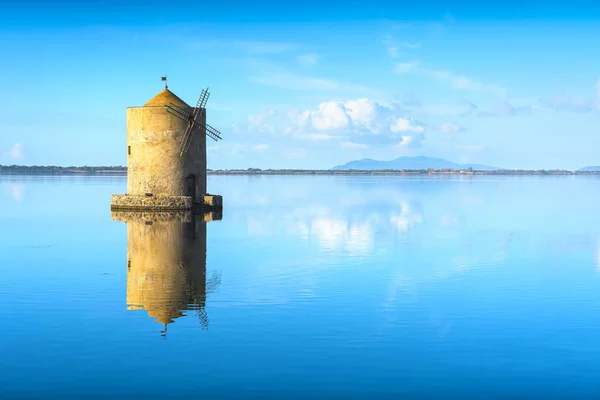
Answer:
xmin=1 ymin=174 xmax=600 ymax=399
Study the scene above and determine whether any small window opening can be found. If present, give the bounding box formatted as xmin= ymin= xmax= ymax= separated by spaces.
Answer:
xmin=128 ymin=146 xmax=131 ymax=155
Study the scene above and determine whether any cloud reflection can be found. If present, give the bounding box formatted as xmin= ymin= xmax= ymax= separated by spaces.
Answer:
xmin=231 ymin=187 xmax=427 ymax=257
xmin=8 ymin=183 xmax=25 ymax=203
xmin=389 ymin=201 xmax=423 ymax=232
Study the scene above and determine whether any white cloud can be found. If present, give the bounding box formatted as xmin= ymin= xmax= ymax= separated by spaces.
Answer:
xmin=387 ymin=47 xmax=404 ymax=59
xmin=496 ymin=101 xmax=532 ymax=116
xmin=393 ymin=63 xmax=507 ymax=98
xmin=538 ymin=91 xmax=596 ymax=113
xmin=344 ymin=98 xmax=398 ymax=133
xmin=7 ymin=143 xmax=24 ymax=160
xmin=460 ymin=100 xmax=478 ymax=116
xmin=536 ymin=80 xmax=600 ymax=113
xmin=249 ymin=110 xmax=275 ymax=125
xmin=207 ymin=145 xmax=219 ymax=152
xmin=394 ymin=61 xmax=420 ymax=74
xmin=439 ymin=121 xmax=465 ymax=133
xmin=287 ymin=110 xmax=310 ymax=127
xmin=390 ymin=117 xmax=425 ymax=133
xmin=384 ymin=29 xmax=505 ymax=98
xmin=253 ymin=144 xmax=270 ymax=151
xmin=441 ymin=214 xmax=458 ymax=226
xmin=246 ymin=95 xmax=434 ymax=151
xmin=311 ymin=101 xmax=352 ymax=130
xmin=236 ymin=110 xmax=277 ymax=134
xmin=474 ymin=100 xmax=532 ymax=117
xmin=397 ymin=134 xmax=425 ymax=148
xmin=283 ymin=98 xmax=426 ymax=148
xmin=297 ymin=53 xmax=319 ymax=67
xmin=424 ymin=69 xmax=507 ymax=97
xmin=383 ymin=35 xmax=420 ymax=59
xmin=340 ymin=141 xmax=369 ymax=149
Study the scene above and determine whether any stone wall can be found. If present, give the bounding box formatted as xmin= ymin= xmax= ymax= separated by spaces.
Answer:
xmin=111 ymin=194 xmax=192 ymax=210
xmin=111 ymin=194 xmax=223 ymax=212
xmin=202 ymin=194 xmax=223 ymax=208
xmin=126 ymin=106 xmax=207 ymax=199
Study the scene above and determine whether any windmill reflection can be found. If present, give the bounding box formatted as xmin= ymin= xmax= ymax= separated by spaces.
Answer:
xmin=111 ymin=210 xmax=222 ymax=336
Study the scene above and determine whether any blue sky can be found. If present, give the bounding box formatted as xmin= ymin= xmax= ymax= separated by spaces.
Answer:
xmin=1 ymin=0 xmax=600 ymax=170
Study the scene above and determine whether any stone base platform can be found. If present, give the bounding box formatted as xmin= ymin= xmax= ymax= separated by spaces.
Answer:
xmin=110 ymin=193 xmax=223 ymax=212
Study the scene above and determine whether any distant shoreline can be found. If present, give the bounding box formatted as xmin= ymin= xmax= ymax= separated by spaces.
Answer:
xmin=1 ymin=166 xmax=600 ymax=176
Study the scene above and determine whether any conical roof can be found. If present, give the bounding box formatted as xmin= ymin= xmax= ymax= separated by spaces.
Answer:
xmin=144 ymin=88 xmax=190 ymax=107
xmin=149 ymin=308 xmax=184 ymax=325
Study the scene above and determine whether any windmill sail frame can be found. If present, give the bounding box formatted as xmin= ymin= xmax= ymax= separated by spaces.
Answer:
xmin=165 ymin=87 xmax=222 ymax=157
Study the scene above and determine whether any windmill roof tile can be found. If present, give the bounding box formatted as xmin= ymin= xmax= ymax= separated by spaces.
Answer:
xmin=144 ymin=88 xmax=190 ymax=107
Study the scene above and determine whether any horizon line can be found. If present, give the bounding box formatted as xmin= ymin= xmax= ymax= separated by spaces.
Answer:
xmin=1 ymin=165 xmax=600 ymax=173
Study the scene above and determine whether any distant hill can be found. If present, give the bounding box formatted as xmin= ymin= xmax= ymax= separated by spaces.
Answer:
xmin=578 ymin=166 xmax=600 ymax=172
xmin=332 ymin=156 xmax=500 ymax=171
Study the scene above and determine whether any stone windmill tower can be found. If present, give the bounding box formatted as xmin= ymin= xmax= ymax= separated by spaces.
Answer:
xmin=111 ymin=77 xmax=222 ymax=211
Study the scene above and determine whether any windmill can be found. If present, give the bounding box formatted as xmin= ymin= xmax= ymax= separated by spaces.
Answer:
xmin=166 ymin=87 xmax=222 ymax=156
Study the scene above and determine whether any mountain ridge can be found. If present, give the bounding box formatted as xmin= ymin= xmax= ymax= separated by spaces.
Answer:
xmin=332 ymin=156 xmax=500 ymax=171
xmin=578 ymin=166 xmax=600 ymax=172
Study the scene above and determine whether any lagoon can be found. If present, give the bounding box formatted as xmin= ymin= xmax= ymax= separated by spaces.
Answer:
xmin=2 ymin=174 xmax=600 ymax=399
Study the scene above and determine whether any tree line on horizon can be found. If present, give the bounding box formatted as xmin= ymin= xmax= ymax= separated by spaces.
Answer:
xmin=2 ymin=165 xmax=598 ymax=175
xmin=0 ymin=165 xmax=127 ymax=174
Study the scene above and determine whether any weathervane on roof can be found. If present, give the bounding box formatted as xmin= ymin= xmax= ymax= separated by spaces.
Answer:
xmin=161 ymin=75 xmax=168 ymax=89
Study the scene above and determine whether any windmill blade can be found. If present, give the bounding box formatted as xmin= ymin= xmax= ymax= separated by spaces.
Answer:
xmin=166 ymin=103 xmax=191 ymax=120
xmin=205 ymin=123 xmax=222 ymax=142
xmin=191 ymin=120 xmax=222 ymax=142
xmin=191 ymin=88 xmax=210 ymax=121
xmin=197 ymin=308 xmax=209 ymax=330
xmin=179 ymin=123 xmax=196 ymax=156
xmin=199 ymin=88 xmax=210 ymax=109
xmin=195 ymin=88 xmax=210 ymax=109
xmin=176 ymin=86 xmax=222 ymax=155
xmin=166 ymin=103 xmax=192 ymax=122
xmin=191 ymin=107 xmax=206 ymax=124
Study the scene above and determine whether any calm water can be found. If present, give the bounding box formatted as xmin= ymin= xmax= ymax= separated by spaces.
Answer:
xmin=2 ymin=174 xmax=600 ymax=399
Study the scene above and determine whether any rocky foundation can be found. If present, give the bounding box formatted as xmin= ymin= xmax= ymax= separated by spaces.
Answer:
xmin=111 ymin=194 xmax=223 ymax=212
